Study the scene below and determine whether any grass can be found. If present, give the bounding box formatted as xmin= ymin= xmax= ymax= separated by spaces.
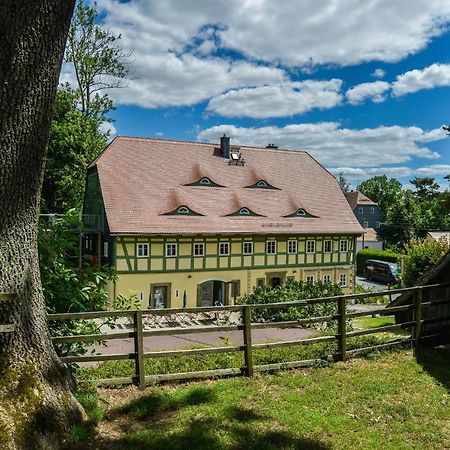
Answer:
xmin=65 ymin=346 xmax=450 ymax=449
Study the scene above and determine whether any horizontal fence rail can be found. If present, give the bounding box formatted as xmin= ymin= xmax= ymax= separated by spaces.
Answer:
xmin=46 ymin=283 xmax=450 ymax=387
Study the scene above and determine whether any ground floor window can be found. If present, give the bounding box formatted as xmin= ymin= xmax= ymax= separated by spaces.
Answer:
xmin=323 ymin=274 xmax=331 ymax=283
xmin=339 ymin=273 xmax=347 ymax=286
xmin=198 ymin=280 xmax=227 ymax=307
xmin=150 ymin=283 xmax=171 ymax=308
xmin=306 ymin=275 xmax=314 ymax=283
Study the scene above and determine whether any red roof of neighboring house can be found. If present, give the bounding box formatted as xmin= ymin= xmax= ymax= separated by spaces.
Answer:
xmin=93 ymin=136 xmax=364 ymax=236
xmin=345 ymin=191 xmax=377 ymax=210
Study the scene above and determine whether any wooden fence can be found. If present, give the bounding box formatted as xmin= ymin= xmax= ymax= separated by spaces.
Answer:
xmin=42 ymin=283 xmax=450 ymax=387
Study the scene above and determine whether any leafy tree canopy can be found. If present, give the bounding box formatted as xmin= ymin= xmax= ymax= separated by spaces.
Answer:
xmin=357 ymin=175 xmax=402 ymax=214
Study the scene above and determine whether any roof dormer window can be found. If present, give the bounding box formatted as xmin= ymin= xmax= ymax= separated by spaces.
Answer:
xmin=162 ymin=205 xmax=203 ymax=216
xmin=185 ymin=177 xmax=224 ymax=187
xmin=246 ymin=179 xmax=279 ymax=190
xmin=283 ymin=208 xmax=318 ymax=218
xmin=226 ymin=207 xmax=264 ymax=217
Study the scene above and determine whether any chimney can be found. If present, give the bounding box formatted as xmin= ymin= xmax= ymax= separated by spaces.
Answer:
xmin=220 ymin=134 xmax=230 ymax=158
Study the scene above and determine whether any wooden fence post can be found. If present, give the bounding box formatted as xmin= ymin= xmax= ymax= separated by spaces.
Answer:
xmin=243 ymin=305 xmax=254 ymax=377
xmin=337 ymin=297 xmax=347 ymax=361
xmin=414 ymin=287 xmax=423 ymax=346
xmin=134 ymin=310 xmax=145 ymax=388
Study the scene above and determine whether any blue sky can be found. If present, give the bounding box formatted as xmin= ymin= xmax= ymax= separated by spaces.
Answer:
xmin=64 ymin=0 xmax=450 ymax=188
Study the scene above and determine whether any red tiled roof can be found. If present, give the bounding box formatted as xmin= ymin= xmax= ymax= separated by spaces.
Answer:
xmin=94 ymin=137 xmax=364 ymax=236
xmin=345 ymin=191 xmax=377 ymax=210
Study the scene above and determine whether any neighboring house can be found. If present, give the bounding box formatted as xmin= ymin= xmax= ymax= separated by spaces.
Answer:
xmin=356 ymin=227 xmax=383 ymax=251
xmin=425 ymin=231 xmax=450 ymax=245
xmin=82 ymin=135 xmax=363 ymax=309
xmin=345 ymin=191 xmax=385 ymax=231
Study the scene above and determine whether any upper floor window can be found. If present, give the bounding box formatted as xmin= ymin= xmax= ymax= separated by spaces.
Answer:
xmin=376 ymin=221 xmax=381 ymax=228
xmin=284 ymin=208 xmax=318 ymax=218
xmin=324 ymin=240 xmax=332 ymax=253
xmin=340 ymin=240 xmax=348 ymax=253
xmin=185 ymin=177 xmax=224 ymax=188
xmin=163 ymin=205 xmax=203 ymax=216
xmin=219 ymin=241 xmax=230 ymax=256
xmin=266 ymin=240 xmax=277 ymax=254
xmin=200 ymin=177 xmax=211 ymax=185
xmin=177 ymin=206 xmax=189 ymax=214
xmin=363 ymin=220 xmax=369 ymax=228
xmin=306 ymin=240 xmax=316 ymax=254
xmin=226 ymin=207 xmax=264 ymax=217
xmin=137 ymin=243 xmax=149 ymax=258
xmin=370 ymin=207 xmax=375 ymax=214
xmin=358 ymin=207 xmax=363 ymax=214
xmin=193 ymin=242 xmax=204 ymax=256
xmin=239 ymin=208 xmax=250 ymax=215
xmin=287 ymin=239 xmax=297 ymax=254
xmin=243 ymin=241 xmax=253 ymax=255
xmin=165 ymin=243 xmax=177 ymax=257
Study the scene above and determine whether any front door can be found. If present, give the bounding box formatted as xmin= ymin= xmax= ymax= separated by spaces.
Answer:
xmin=198 ymin=280 xmax=226 ymax=307
xmin=151 ymin=285 xmax=168 ymax=308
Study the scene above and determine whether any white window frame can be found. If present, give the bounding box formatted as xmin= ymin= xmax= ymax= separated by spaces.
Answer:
xmin=257 ymin=180 xmax=267 ymax=187
xmin=239 ymin=207 xmax=250 ymax=215
xmin=306 ymin=275 xmax=315 ymax=284
xmin=219 ymin=241 xmax=230 ymax=256
xmin=243 ymin=241 xmax=253 ymax=255
xmin=103 ymin=241 xmax=109 ymax=257
xmin=296 ymin=209 xmax=306 ymax=216
xmin=200 ymin=177 xmax=211 ymax=185
xmin=137 ymin=243 xmax=149 ymax=258
xmin=177 ymin=206 xmax=189 ymax=214
xmin=323 ymin=240 xmax=332 ymax=253
xmin=370 ymin=207 xmax=375 ymax=214
xmin=306 ymin=239 xmax=316 ymax=254
xmin=363 ymin=220 xmax=369 ymax=228
xmin=266 ymin=239 xmax=277 ymax=254
xmin=165 ymin=242 xmax=177 ymax=257
xmin=358 ymin=207 xmax=363 ymax=214
xmin=339 ymin=239 xmax=348 ymax=253
xmin=193 ymin=242 xmax=204 ymax=256
xmin=376 ymin=221 xmax=381 ymax=228
xmin=339 ymin=273 xmax=347 ymax=287
xmin=287 ymin=239 xmax=297 ymax=254
xmin=323 ymin=274 xmax=331 ymax=284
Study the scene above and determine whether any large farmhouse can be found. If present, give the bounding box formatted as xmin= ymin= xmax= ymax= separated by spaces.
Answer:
xmin=82 ymin=135 xmax=363 ymax=308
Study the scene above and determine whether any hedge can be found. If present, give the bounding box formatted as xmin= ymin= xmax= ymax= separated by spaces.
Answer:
xmin=356 ymin=249 xmax=403 ymax=275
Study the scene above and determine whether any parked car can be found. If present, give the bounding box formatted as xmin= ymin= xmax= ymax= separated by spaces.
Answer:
xmin=363 ymin=259 xmax=399 ymax=284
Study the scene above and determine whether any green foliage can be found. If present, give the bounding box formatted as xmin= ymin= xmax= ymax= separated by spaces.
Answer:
xmin=237 ymin=280 xmax=343 ymax=327
xmin=353 ymin=284 xmax=389 ymax=304
xmin=356 ymin=249 xmax=402 ymax=276
xmin=41 ymin=86 xmax=108 ymax=213
xmin=65 ymin=0 xmax=129 ymax=117
xmin=358 ymin=175 xmax=402 ymax=214
xmin=401 ymin=238 xmax=450 ymax=287
xmin=38 ymin=210 xmax=118 ymax=357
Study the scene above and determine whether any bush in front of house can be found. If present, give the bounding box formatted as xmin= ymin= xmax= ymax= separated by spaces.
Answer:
xmin=356 ymin=249 xmax=402 ymax=275
xmin=237 ymin=280 xmax=343 ymax=328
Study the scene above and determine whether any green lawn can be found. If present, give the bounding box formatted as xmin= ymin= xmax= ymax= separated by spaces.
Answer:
xmin=67 ymin=346 xmax=450 ymax=449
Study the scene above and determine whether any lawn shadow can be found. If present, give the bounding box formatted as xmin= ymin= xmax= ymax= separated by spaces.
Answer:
xmin=415 ymin=345 xmax=450 ymax=391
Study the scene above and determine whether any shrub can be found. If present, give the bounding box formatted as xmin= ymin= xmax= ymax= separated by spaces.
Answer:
xmin=402 ymin=237 xmax=449 ymax=287
xmin=237 ymin=280 xmax=343 ymax=329
xmin=356 ymin=249 xmax=402 ymax=275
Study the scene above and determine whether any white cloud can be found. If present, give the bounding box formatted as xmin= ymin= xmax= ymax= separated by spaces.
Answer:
xmin=371 ymin=68 xmax=386 ymax=79
xmin=329 ymin=166 xmax=413 ymax=179
xmin=99 ymin=121 xmax=117 ymax=140
xmin=415 ymin=164 xmax=450 ymax=176
xmin=345 ymin=81 xmax=390 ymax=105
xmin=206 ymin=80 xmax=343 ymax=118
xmin=85 ymin=0 xmax=450 ymax=109
xmin=198 ymin=123 xmax=444 ymax=166
xmin=392 ymin=63 xmax=450 ymax=96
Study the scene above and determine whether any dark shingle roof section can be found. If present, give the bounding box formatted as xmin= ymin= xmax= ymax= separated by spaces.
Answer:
xmin=94 ymin=136 xmax=364 ymax=235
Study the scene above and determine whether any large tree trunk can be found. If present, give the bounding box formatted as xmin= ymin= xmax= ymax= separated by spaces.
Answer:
xmin=0 ymin=2 xmax=82 ymax=449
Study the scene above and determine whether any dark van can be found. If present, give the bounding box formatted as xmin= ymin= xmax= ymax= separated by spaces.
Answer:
xmin=363 ymin=259 xmax=399 ymax=284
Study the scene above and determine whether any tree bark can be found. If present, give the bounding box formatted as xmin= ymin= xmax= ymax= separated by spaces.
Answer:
xmin=0 ymin=2 xmax=82 ymax=449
